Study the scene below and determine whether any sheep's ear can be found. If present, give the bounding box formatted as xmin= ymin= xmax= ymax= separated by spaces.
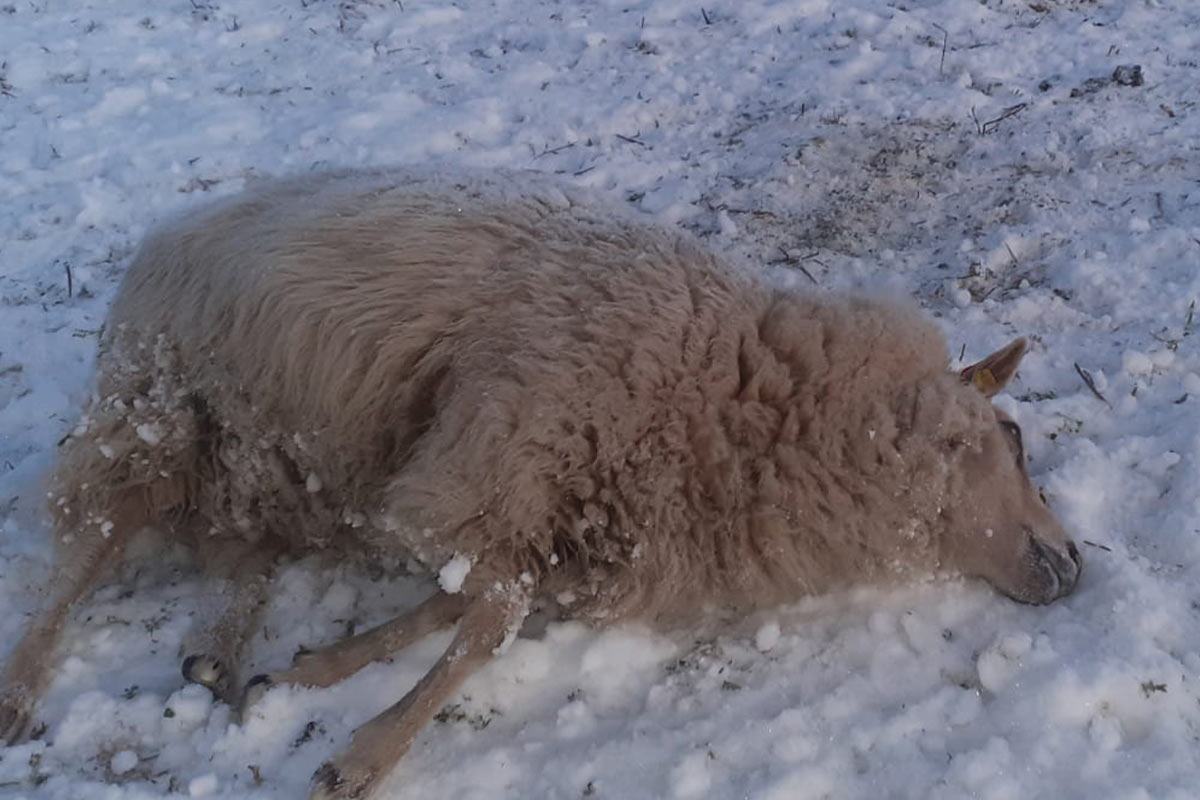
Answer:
xmin=960 ymin=337 xmax=1027 ymax=397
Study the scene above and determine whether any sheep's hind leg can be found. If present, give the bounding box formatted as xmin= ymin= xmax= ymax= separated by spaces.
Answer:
xmin=0 ymin=490 xmax=152 ymax=744
xmin=180 ymin=536 xmax=281 ymax=706
xmin=307 ymin=588 xmax=528 ymax=800
xmin=239 ymin=591 xmax=467 ymax=714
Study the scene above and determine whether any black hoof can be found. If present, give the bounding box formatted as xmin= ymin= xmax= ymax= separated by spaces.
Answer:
xmin=246 ymin=673 xmax=272 ymax=690
xmin=239 ymin=673 xmax=274 ymax=717
xmin=181 ymin=654 xmax=228 ymax=694
xmin=180 ymin=654 xmax=199 ymax=681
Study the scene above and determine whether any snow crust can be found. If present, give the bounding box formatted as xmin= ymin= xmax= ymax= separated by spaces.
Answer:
xmin=2 ymin=0 xmax=1200 ymax=798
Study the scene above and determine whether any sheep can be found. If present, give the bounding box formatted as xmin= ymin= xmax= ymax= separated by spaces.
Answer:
xmin=0 ymin=167 xmax=1081 ymax=800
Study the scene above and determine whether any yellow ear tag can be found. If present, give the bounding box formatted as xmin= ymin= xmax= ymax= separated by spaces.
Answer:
xmin=972 ymin=368 xmax=998 ymax=393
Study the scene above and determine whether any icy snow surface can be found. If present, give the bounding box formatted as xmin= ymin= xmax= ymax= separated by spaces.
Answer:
xmin=2 ymin=0 xmax=1200 ymax=798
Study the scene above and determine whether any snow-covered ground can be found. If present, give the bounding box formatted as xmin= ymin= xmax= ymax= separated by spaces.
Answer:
xmin=2 ymin=0 xmax=1200 ymax=797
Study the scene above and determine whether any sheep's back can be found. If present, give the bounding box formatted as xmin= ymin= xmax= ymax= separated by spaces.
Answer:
xmin=100 ymin=169 xmax=756 ymax=557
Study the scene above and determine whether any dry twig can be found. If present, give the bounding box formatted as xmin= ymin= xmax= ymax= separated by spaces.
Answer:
xmin=533 ymin=141 xmax=575 ymax=160
xmin=971 ymin=103 xmax=1027 ymax=135
xmin=1073 ymin=362 xmax=1111 ymax=408
xmin=774 ymin=247 xmax=819 ymax=285
xmin=932 ymin=23 xmax=948 ymax=76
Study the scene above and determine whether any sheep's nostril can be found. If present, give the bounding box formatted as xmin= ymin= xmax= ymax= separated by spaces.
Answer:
xmin=1067 ymin=541 xmax=1082 ymax=572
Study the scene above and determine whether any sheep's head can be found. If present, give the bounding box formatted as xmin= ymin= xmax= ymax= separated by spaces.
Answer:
xmin=923 ymin=338 xmax=1081 ymax=605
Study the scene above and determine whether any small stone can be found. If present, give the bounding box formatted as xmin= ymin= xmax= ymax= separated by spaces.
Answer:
xmin=1112 ymin=64 xmax=1143 ymax=87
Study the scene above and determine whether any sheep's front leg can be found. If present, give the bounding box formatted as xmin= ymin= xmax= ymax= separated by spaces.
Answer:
xmin=240 ymin=591 xmax=467 ymax=714
xmin=180 ymin=538 xmax=281 ymax=706
xmin=308 ymin=588 xmax=528 ymax=800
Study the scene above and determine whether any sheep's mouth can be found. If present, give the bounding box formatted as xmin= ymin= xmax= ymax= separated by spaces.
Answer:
xmin=1018 ymin=534 xmax=1082 ymax=604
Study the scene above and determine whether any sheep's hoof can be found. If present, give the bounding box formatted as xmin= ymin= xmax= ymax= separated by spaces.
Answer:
xmin=181 ymin=654 xmax=232 ymax=699
xmin=309 ymin=760 xmax=377 ymax=800
xmin=0 ymin=684 xmax=34 ymax=745
xmin=238 ymin=673 xmax=274 ymax=716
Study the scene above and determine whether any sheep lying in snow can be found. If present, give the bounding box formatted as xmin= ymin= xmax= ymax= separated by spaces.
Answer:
xmin=0 ymin=168 xmax=1080 ymax=799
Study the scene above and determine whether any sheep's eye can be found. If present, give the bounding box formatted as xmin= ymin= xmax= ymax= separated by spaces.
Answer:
xmin=999 ymin=420 xmax=1024 ymax=461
